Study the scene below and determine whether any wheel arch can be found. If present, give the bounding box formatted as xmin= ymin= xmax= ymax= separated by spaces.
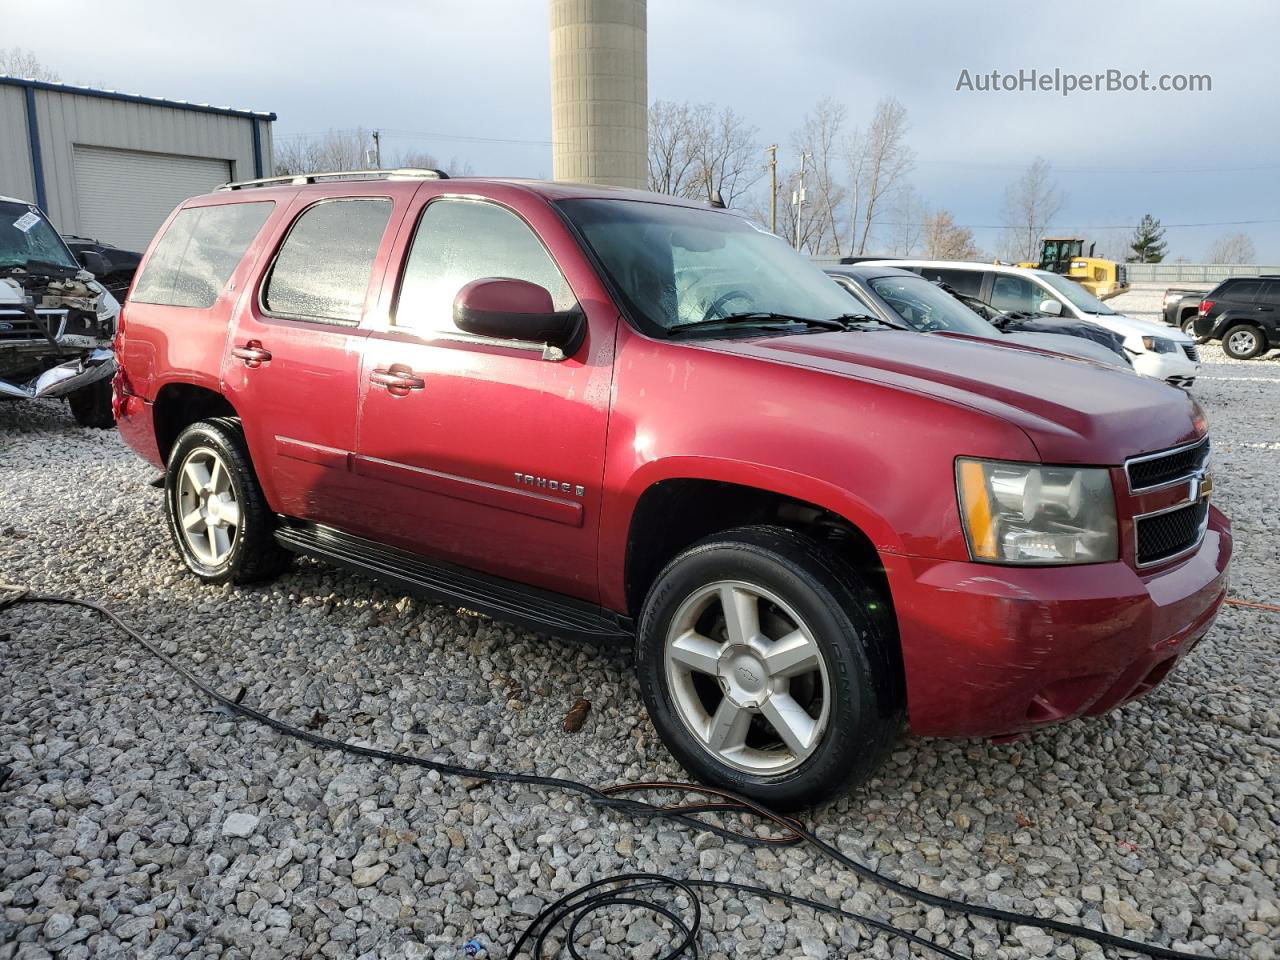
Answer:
xmin=152 ymin=381 xmax=240 ymax=465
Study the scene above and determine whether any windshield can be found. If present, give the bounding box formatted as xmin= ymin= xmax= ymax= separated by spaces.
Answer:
xmin=1037 ymin=271 xmax=1116 ymax=315
xmin=866 ymin=275 xmax=995 ymax=337
xmin=0 ymin=201 xmax=78 ymax=272
xmin=556 ymin=198 xmax=859 ymax=336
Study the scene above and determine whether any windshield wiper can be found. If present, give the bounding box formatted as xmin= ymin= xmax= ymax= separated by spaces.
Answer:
xmin=833 ymin=313 xmax=908 ymax=331
xmin=670 ymin=312 xmax=847 ymax=335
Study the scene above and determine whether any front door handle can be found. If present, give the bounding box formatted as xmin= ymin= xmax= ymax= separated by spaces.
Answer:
xmin=231 ymin=341 xmax=272 ymax=368
xmin=370 ymin=365 xmax=426 ymax=394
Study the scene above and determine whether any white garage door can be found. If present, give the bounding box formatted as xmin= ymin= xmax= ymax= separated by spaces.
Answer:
xmin=73 ymin=146 xmax=232 ymax=252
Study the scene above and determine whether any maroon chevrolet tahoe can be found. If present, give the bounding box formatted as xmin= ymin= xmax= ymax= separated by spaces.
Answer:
xmin=114 ymin=169 xmax=1231 ymax=808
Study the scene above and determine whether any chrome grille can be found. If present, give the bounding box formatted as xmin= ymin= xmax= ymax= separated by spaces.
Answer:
xmin=1126 ymin=437 xmax=1210 ymax=492
xmin=1136 ymin=500 xmax=1209 ymax=566
xmin=0 ymin=311 xmax=43 ymax=342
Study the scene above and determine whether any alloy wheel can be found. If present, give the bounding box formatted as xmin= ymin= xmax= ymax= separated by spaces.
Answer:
xmin=663 ymin=580 xmax=831 ymax=774
xmin=175 ymin=446 xmax=241 ymax=566
xmin=1227 ymin=329 xmax=1258 ymax=355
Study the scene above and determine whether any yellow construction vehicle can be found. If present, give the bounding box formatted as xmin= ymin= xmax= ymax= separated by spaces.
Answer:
xmin=1017 ymin=238 xmax=1129 ymax=300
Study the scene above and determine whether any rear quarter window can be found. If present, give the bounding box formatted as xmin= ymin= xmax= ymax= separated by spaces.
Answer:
xmin=919 ymin=267 xmax=985 ymax=298
xmin=1216 ymin=279 xmax=1262 ymax=303
xmin=131 ymin=202 xmax=273 ymax=308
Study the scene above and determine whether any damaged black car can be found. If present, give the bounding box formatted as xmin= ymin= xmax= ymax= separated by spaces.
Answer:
xmin=0 ymin=197 xmax=118 ymax=428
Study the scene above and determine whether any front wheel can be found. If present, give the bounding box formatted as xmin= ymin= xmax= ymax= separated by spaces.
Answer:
xmin=636 ymin=526 xmax=903 ymax=810
xmin=1221 ymin=324 xmax=1267 ymax=360
xmin=165 ymin=418 xmax=291 ymax=584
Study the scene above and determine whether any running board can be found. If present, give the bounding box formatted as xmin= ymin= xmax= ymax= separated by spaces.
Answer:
xmin=273 ymin=522 xmax=634 ymax=643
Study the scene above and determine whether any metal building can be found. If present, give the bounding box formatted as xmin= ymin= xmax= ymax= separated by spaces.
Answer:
xmin=550 ymin=0 xmax=647 ymax=189
xmin=0 ymin=77 xmax=274 ymax=251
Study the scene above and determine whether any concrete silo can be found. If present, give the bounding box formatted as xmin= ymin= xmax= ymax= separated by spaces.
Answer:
xmin=549 ymin=0 xmax=647 ymax=188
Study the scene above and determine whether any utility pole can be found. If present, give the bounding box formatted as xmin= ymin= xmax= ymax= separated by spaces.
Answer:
xmin=792 ymin=151 xmax=810 ymax=250
xmin=766 ymin=144 xmax=778 ymax=234
xmin=371 ymin=130 xmax=382 ymax=168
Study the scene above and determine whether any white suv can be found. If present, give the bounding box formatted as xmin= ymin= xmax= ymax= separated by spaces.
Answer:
xmin=865 ymin=260 xmax=1200 ymax=387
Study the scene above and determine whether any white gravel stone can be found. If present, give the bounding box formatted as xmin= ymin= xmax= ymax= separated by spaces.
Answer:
xmin=220 ymin=812 xmax=260 ymax=838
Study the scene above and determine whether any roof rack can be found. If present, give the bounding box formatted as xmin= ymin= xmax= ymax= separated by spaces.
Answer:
xmin=216 ymin=168 xmax=449 ymax=191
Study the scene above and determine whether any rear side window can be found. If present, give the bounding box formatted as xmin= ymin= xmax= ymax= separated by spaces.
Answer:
xmin=394 ymin=198 xmax=574 ymax=333
xmin=1259 ymin=282 xmax=1280 ymax=305
xmin=1218 ymin=279 xmax=1262 ymax=302
xmin=919 ymin=267 xmax=984 ymax=298
xmin=131 ymin=202 xmax=273 ymax=308
xmin=263 ymin=198 xmax=392 ymax=323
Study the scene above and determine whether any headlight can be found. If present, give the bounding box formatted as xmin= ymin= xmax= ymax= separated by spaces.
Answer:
xmin=956 ymin=459 xmax=1118 ymax=565
xmin=1141 ymin=335 xmax=1178 ymax=353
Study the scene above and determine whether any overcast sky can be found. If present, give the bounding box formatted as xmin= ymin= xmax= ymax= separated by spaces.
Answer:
xmin=14 ymin=0 xmax=1280 ymax=259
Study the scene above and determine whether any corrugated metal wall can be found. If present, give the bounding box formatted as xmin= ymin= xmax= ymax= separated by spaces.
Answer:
xmin=0 ymin=81 xmax=272 ymax=249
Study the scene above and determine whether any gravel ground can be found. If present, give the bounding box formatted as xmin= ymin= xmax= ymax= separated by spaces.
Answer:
xmin=1 ymin=321 xmax=1277 ymax=959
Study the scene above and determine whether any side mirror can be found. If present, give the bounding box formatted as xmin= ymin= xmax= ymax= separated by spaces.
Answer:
xmin=453 ymin=278 xmax=583 ymax=354
xmin=1038 ymin=298 xmax=1063 ymax=316
xmin=78 ymin=250 xmax=110 ymax=276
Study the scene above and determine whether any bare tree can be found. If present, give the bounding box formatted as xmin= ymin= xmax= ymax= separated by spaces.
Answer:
xmin=394 ymin=150 xmax=474 ymax=177
xmin=849 ymin=98 xmax=915 ymax=255
xmin=921 ymin=209 xmax=979 ymax=260
xmin=274 ymin=129 xmax=377 ymax=175
xmin=0 ymin=48 xmax=59 ymax=81
xmin=1001 ymin=157 xmax=1064 ymax=261
xmin=648 ymin=101 xmax=762 ymax=207
xmin=885 ymin=185 xmax=926 ymax=256
xmin=1204 ymin=232 xmax=1256 ymax=264
xmin=791 ymin=99 xmax=848 ymax=255
xmin=648 ymin=101 xmax=702 ymax=197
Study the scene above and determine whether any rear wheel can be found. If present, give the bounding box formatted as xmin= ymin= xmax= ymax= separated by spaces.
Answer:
xmin=67 ymin=379 xmax=115 ymax=428
xmin=1180 ymin=313 xmax=1199 ymax=339
xmin=165 ymin=418 xmax=291 ymax=584
xmin=636 ymin=526 xmax=902 ymax=810
xmin=1221 ymin=324 xmax=1267 ymax=360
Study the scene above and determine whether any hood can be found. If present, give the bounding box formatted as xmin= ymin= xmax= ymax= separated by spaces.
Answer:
xmin=1001 ymin=330 xmax=1130 ymax=369
xmin=701 ymin=330 xmax=1203 ymax=464
xmin=1080 ymin=309 xmax=1194 ymax=344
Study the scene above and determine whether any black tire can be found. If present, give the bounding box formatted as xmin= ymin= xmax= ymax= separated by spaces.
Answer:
xmin=636 ymin=525 xmax=903 ymax=810
xmin=67 ymin=378 xmax=115 ymax=428
xmin=1221 ymin=324 xmax=1267 ymax=360
xmin=1179 ymin=313 xmax=1199 ymax=339
xmin=164 ymin=417 xmax=291 ymax=584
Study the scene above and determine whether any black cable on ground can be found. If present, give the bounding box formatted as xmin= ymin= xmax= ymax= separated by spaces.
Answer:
xmin=1 ymin=589 xmax=1215 ymax=960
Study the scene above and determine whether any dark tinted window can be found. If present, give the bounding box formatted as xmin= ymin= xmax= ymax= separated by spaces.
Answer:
xmin=1218 ymin=279 xmax=1262 ymax=303
xmin=132 ymin=202 xmax=273 ymax=308
xmin=395 ymin=199 xmax=574 ymax=332
xmin=263 ymin=199 xmax=392 ymax=323
xmin=918 ymin=266 xmax=985 ymax=298
xmin=1259 ymin=282 xmax=1280 ymax=305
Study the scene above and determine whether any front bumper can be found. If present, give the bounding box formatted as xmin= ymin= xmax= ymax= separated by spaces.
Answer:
xmin=0 ymin=346 xmax=116 ymax=399
xmin=888 ymin=505 xmax=1231 ymax=738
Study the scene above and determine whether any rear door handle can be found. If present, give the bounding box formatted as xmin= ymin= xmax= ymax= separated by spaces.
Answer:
xmin=231 ymin=341 xmax=272 ymax=367
xmin=370 ymin=365 xmax=426 ymax=393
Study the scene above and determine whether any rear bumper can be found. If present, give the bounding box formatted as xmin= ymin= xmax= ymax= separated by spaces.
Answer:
xmin=888 ymin=506 xmax=1231 ymax=738
xmin=115 ymin=389 xmax=164 ymax=469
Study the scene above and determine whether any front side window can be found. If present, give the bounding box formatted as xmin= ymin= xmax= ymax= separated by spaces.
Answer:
xmin=0 ymin=200 xmax=78 ymax=272
xmin=132 ymin=202 xmax=273 ymax=308
xmin=395 ymin=199 xmax=575 ymax=332
xmin=1037 ymin=272 xmax=1116 ymax=315
xmin=263 ymin=199 xmax=392 ymax=323
xmin=989 ymin=274 xmax=1044 ymax=314
xmin=557 ymin=198 xmax=857 ymax=336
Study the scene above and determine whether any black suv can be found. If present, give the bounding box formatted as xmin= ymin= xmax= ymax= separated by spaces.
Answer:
xmin=1194 ymin=276 xmax=1280 ymax=359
